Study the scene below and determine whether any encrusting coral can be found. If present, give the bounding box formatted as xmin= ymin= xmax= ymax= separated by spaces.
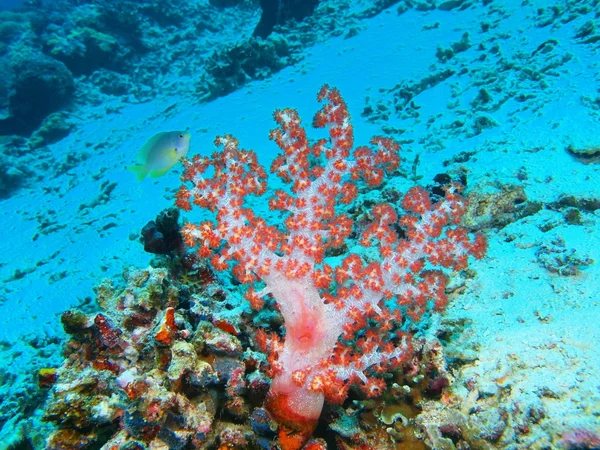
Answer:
xmin=42 ymin=265 xmax=266 ymax=449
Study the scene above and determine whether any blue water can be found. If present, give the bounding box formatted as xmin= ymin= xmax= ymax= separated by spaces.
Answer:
xmin=1 ymin=0 xmax=599 ymax=448
xmin=0 ymin=0 xmax=25 ymax=11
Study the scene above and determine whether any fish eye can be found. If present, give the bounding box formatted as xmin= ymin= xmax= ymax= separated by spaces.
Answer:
xmin=178 ymin=134 xmax=184 ymax=138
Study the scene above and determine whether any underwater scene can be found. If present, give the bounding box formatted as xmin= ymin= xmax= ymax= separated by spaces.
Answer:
xmin=0 ymin=0 xmax=599 ymax=449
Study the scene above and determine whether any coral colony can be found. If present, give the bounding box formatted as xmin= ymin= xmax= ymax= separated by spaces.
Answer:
xmin=176 ymin=85 xmax=487 ymax=449
xmin=41 ymin=86 xmax=486 ymax=450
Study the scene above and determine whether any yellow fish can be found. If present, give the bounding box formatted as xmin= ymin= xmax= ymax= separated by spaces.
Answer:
xmin=128 ymin=131 xmax=191 ymax=181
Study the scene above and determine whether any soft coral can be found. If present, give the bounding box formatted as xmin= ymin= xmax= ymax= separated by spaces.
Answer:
xmin=176 ymin=85 xmax=486 ymax=448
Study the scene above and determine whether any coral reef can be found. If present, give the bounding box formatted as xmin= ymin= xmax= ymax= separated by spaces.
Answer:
xmin=42 ymin=266 xmax=263 ymax=449
xmin=197 ymin=37 xmax=297 ymax=101
xmin=0 ymin=0 xmax=406 ymax=201
xmin=0 ymin=53 xmax=74 ymax=136
xmin=44 ymin=25 xmax=124 ymax=76
xmin=0 ymin=0 xmax=401 ymax=132
xmin=40 ymin=265 xmax=496 ymax=449
xmin=559 ymin=428 xmax=600 ymax=450
xmin=566 ymin=143 xmax=600 ymax=164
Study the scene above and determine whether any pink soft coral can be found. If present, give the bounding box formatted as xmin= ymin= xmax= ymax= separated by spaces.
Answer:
xmin=176 ymin=85 xmax=486 ymax=449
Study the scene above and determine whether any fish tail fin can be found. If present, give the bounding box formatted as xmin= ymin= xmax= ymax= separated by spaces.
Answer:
xmin=127 ymin=165 xmax=148 ymax=182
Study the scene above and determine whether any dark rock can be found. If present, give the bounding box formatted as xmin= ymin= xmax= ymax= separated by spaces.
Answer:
xmin=250 ymin=407 xmax=277 ymax=438
xmin=141 ymin=207 xmax=183 ymax=255
xmin=0 ymin=150 xmax=29 ymax=199
xmin=90 ymin=69 xmax=131 ymax=96
xmin=253 ymin=0 xmax=320 ymax=39
xmin=0 ymin=54 xmax=74 ymax=136
xmin=61 ymin=309 xmax=92 ymax=335
xmin=44 ymin=26 xmax=123 ymax=76
xmin=198 ymin=37 xmax=292 ymax=101
xmin=426 ymin=376 xmax=450 ymax=397
xmin=28 ymin=111 xmax=74 ymax=148
xmin=209 ymin=0 xmax=244 ymax=7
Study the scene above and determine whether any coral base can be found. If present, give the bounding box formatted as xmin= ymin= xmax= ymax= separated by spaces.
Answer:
xmin=264 ymin=389 xmax=322 ymax=450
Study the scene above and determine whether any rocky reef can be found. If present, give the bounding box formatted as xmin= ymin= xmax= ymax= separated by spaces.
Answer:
xmin=39 ymin=262 xmax=525 ymax=450
xmin=0 ymin=0 xmax=414 ymax=200
xmin=42 ymin=264 xmax=271 ymax=449
xmin=35 ymin=247 xmax=474 ymax=450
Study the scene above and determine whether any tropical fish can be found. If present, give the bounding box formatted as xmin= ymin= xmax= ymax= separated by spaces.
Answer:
xmin=128 ymin=131 xmax=191 ymax=181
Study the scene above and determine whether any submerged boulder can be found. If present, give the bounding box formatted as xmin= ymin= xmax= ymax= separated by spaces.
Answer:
xmin=0 ymin=53 xmax=74 ymax=136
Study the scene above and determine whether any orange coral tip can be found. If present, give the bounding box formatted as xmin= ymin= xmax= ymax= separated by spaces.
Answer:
xmin=213 ymin=319 xmax=239 ymax=336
